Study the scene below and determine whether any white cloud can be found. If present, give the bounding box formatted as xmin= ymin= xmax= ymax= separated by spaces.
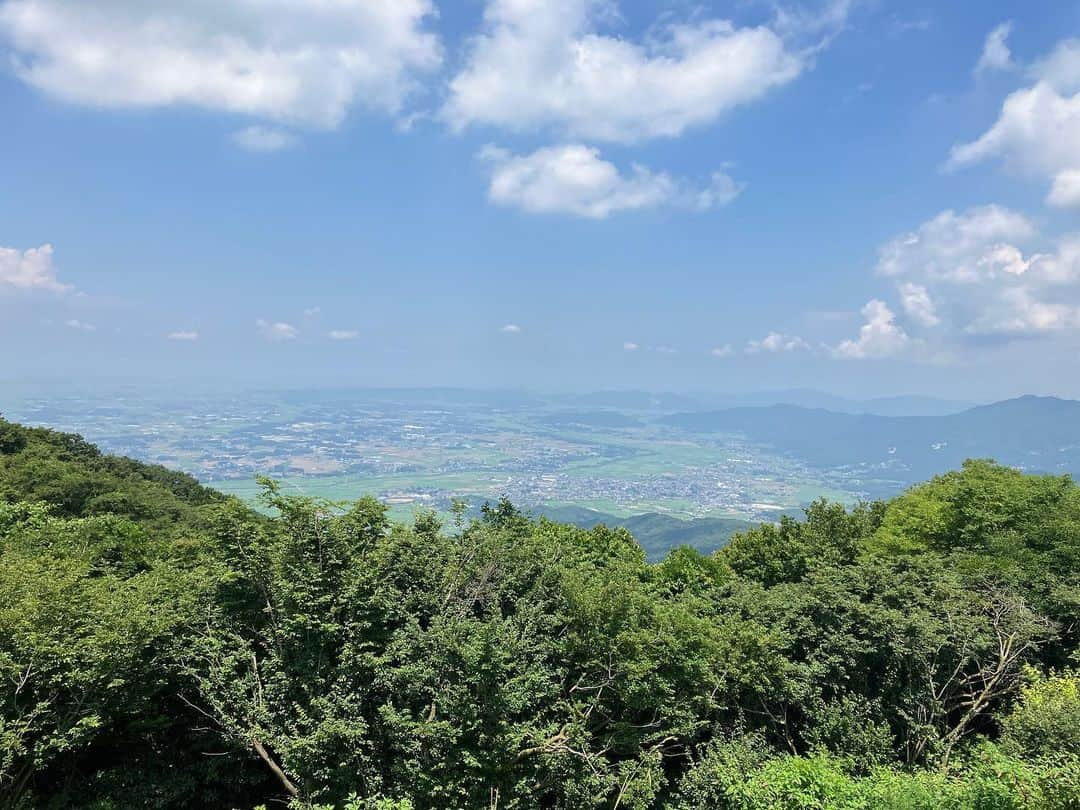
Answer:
xmin=711 ymin=344 xmax=734 ymax=358
xmin=949 ymin=39 xmax=1080 ymax=207
xmin=256 ymin=319 xmax=297 ymax=341
xmin=974 ymin=22 xmax=1015 ymax=76
xmin=870 ymin=206 xmax=1080 ymax=340
xmin=1032 ymin=234 xmax=1080 ymax=285
xmin=1037 ymin=37 xmax=1080 ymax=93
xmin=888 ymin=16 xmax=931 ymax=36
xmin=0 ymin=243 xmax=69 ymax=292
xmin=303 ymin=306 xmax=321 ymax=318
xmin=623 ymin=341 xmax=639 ymax=351
xmin=654 ymin=345 xmax=677 ymax=354
xmin=746 ymin=332 xmax=809 ymax=353
xmin=64 ymin=318 xmax=94 ymax=331
xmin=696 ymin=172 xmax=746 ymax=209
xmin=1048 ymin=168 xmax=1080 ymax=208
xmin=232 ymin=126 xmax=296 ymax=152
xmin=876 ymin=205 xmax=1035 ymax=283
xmin=899 ymin=282 xmax=939 ymax=327
xmin=328 ymin=329 xmax=359 ymax=340
xmin=168 ymin=330 xmax=199 ymax=341
xmin=774 ymin=0 xmax=860 ymax=38
xmin=0 ymin=0 xmax=441 ymax=128
xmin=479 ymin=144 xmax=742 ymax=218
xmin=966 ymin=287 xmax=1080 ymax=336
xmin=501 ymin=323 xmax=521 ymax=333
xmin=875 ymin=205 xmax=1080 ymax=290
xmin=444 ymin=0 xmax=819 ymax=143
xmin=833 ymin=299 xmax=910 ymax=358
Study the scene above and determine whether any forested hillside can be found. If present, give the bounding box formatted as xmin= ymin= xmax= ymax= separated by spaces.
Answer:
xmin=533 ymin=505 xmax=752 ymax=559
xmin=2 ymin=416 xmax=1079 ymax=809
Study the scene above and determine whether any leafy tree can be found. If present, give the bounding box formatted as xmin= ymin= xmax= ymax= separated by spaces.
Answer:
xmin=1000 ymin=668 xmax=1080 ymax=761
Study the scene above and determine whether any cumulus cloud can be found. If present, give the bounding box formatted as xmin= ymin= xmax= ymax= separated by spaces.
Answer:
xmin=975 ymin=22 xmax=1015 ymax=76
xmin=1048 ymin=168 xmax=1080 ymax=208
xmin=232 ymin=126 xmax=296 ymax=152
xmin=833 ymin=299 xmax=910 ymax=358
xmin=872 ymin=206 xmax=1080 ymax=340
xmin=623 ymin=342 xmax=639 ymax=351
xmin=711 ymin=344 xmax=734 ymax=358
xmin=0 ymin=243 xmax=69 ymax=292
xmin=746 ymin=332 xmax=809 ymax=353
xmin=64 ymin=319 xmax=94 ymax=331
xmin=328 ymin=329 xmax=359 ymax=340
xmin=1037 ymin=37 xmax=1080 ymax=92
xmin=256 ymin=319 xmax=297 ymax=341
xmin=168 ymin=330 xmax=199 ymax=341
xmin=876 ymin=205 xmax=1036 ymax=283
xmin=966 ymin=287 xmax=1080 ymax=336
xmin=949 ymin=38 xmax=1080 ymax=207
xmin=1031 ymin=234 xmax=1080 ymax=285
xmin=899 ymin=282 xmax=939 ymax=327
xmin=479 ymin=144 xmax=742 ymax=218
xmin=0 ymin=0 xmax=442 ymax=129
xmin=443 ymin=0 xmax=824 ymax=143
xmin=875 ymin=206 xmax=1079 ymax=290
xmin=501 ymin=323 xmax=521 ymax=333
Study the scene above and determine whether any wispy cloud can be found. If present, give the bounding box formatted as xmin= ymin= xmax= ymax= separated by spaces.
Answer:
xmin=974 ymin=22 xmax=1015 ymax=76
xmin=746 ymin=332 xmax=809 ymax=353
xmin=231 ymin=126 xmax=296 ymax=152
xmin=256 ymin=319 xmax=298 ymax=341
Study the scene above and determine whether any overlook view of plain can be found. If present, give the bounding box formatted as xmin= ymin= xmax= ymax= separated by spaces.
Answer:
xmin=3 ymin=0 xmax=1080 ymax=555
xmin=5 ymin=382 xmax=1080 ymax=557
xmin=8 ymin=3 xmax=1080 ymax=806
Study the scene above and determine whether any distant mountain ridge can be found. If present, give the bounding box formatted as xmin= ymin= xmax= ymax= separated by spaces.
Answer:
xmin=694 ymin=389 xmax=976 ymax=416
xmin=663 ymin=395 xmax=1080 ymax=484
xmin=559 ymin=388 xmax=974 ymax=416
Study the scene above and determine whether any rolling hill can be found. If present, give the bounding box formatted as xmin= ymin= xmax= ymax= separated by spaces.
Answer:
xmin=533 ymin=504 xmax=753 ymax=560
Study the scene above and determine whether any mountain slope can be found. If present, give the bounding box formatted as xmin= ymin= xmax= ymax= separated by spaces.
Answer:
xmin=0 ymin=416 xmax=223 ymax=533
xmin=534 ymin=504 xmax=753 ymax=559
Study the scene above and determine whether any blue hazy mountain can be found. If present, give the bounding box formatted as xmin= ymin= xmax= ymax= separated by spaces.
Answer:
xmin=560 ymin=389 xmax=973 ymax=416
xmin=663 ymin=396 xmax=1080 ymax=482
xmin=693 ymin=389 xmax=975 ymax=416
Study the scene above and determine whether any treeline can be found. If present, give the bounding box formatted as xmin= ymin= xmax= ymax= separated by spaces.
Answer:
xmin=1 ymin=416 xmax=1079 ymax=808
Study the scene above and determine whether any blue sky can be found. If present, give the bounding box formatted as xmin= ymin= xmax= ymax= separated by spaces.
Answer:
xmin=1 ymin=0 xmax=1078 ymax=399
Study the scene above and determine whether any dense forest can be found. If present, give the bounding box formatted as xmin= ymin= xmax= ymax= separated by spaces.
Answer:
xmin=1 ymin=415 xmax=1079 ymax=809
